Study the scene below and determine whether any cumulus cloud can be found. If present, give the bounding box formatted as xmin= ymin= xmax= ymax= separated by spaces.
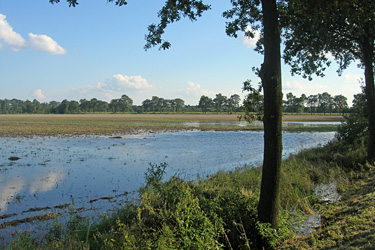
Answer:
xmin=72 ymin=74 xmax=153 ymax=102
xmin=28 ymin=33 xmax=66 ymax=55
xmin=32 ymin=89 xmax=47 ymax=100
xmin=0 ymin=14 xmax=27 ymax=51
xmin=0 ymin=14 xmax=66 ymax=54
xmin=185 ymin=81 xmax=215 ymax=97
xmin=242 ymin=26 xmax=260 ymax=48
xmin=112 ymin=74 xmax=153 ymax=91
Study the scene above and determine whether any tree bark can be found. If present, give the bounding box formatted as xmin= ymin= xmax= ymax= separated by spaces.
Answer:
xmin=362 ymin=37 xmax=375 ymax=160
xmin=257 ymin=0 xmax=283 ymax=228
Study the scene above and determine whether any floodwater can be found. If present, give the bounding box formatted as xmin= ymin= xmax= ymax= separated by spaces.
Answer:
xmin=183 ymin=120 xmax=340 ymax=128
xmin=0 ymin=130 xmax=335 ymax=238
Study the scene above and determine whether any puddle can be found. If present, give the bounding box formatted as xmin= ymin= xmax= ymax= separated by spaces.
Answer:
xmin=297 ymin=181 xmax=341 ymax=236
xmin=314 ymin=181 xmax=341 ymax=203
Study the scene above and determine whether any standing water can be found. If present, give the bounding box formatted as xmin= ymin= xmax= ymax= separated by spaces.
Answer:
xmin=0 ymin=130 xmax=335 ymax=238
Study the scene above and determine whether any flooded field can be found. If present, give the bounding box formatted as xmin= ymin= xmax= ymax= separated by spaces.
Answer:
xmin=0 ymin=129 xmax=335 ymax=238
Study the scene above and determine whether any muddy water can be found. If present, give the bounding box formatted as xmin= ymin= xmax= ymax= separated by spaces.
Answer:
xmin=0 ymin=130 xmax=335 ymax=237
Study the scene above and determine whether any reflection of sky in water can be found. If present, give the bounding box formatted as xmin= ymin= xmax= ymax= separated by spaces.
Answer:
xmin=183 ymin=121 xmax=340 ymax=127
xmin=0 ymin=131 xmax=335 ymax=229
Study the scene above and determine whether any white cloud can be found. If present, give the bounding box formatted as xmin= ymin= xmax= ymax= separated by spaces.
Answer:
xmin=28 ymin=33 xmax=66 ymax=55
xmin=69 ymin=74 xmax=153 ymax=103
xmin=185 ymin=81 xmax=215 ymax=97
xmin=32 ymin=89 xmax=47 ymax=100
xmin=0 ymin=14 xmax=27 ymax=51
xmin=112 ymin=74 xmax=153 ymax=91
xmin=0 ymin=14 xmax=66 ymax=54
xmin=242 ymin=26 xmax=260 ymax=48
xmin=344 ymin=73 xmax=362 ymax=84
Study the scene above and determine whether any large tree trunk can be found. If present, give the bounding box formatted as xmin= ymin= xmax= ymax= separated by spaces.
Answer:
xmin=362 ymin=37 xmax=375 ymax=160
xmin=257 ymin=0 xmax=283 ymax=228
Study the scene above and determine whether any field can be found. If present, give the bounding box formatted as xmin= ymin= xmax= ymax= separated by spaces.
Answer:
xmin=0 ymin=113 xmax=344 ymax=137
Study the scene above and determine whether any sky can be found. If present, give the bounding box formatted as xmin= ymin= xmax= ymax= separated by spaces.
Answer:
xmin=0 ymin=0 xmax=364 ymax=106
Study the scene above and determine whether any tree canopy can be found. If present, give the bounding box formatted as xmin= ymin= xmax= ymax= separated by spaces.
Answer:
xmin=284 ymin=0 xmax=375 ymax=159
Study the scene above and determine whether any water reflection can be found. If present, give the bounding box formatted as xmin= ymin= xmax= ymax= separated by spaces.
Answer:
xmin=183 ymin=120 xmax=340 ymax=128
xmin=0 ymin=131 xmax=335 ymax=229
xmin=0 ymin=176 xmax=26 ymax=213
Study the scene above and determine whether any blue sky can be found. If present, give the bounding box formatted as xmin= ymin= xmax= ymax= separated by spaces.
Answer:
xmin=0 ymin=0 xmax=364 ymax=105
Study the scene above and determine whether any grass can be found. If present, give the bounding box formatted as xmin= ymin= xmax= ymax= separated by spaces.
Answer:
xmin=0 ymin=113 xmax=343 ymax=136
xmin=4 ymin=135 xmax=373 ymax=249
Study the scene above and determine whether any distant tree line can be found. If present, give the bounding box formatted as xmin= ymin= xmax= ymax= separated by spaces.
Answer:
xmin=198 ymin=94 xmax=242 ymax=113
xmin=0 ymin=91 xmax=349 ymax=115
xmin=283 ymin=92 xmax=349 ymax=115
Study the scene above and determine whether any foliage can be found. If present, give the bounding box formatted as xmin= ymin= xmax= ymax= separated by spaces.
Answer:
xmin=238 ymin=79 xmax=264 ymax=123
xmin=0 ymin=89 xmax=349 ymax=115
xmin=337 ymin=88 xmax=369 ymax=146
xmin=144 ymin=0 xmax=211 ymax=50
xmin=283 ymin=0 xmax=375 ymax=160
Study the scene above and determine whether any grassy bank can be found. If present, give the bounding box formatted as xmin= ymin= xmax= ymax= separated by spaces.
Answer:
xmin=0 ymin=114 xmax=342 ymax=136
xmin=4 ymin=134 xmax=372 ymax=249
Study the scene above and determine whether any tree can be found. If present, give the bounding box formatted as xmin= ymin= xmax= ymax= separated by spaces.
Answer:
xmin=307 ymin=94 xmax=318 ymax=115
xmin=57 ymin=99 xmax=70 ymax=114
xmin=119 ymin=94 xmax=133 ymax=112
xmin=284 ymin=92 xmax=296 ymax=113
xmin=337 ymin=87 xmax=368 ymax=143
xmin=174 ymin=98 xmax=185 ymax=113
xmin=213 ymin=93 xmax=227 ymax=113
xmin=142 ymin=99 xmax=152 ymax=112
xmin=333 ymin=95 xmax=348 ymax=115
xmin=284 ymin=0 xmax=375 ymax=160
xmin=224 ymin=1 xmax=283 ymax=227
xmin=79 ymin=99 xmax=90 ymax=113
xmin=51 ymin=0 xmax=284 ymax=228
xmin=317 ymin=92 xmax=333 ymax=115
xmin=227 ymin=94 xmax=241 ymax=113
xmin=198 ymin=95 xmax=213 ymax=113
xmin=240 ymin=80 xmax=264 ymax=123
xmin=69 ymin=100 xmax=81 ymax=113
xmin=109 ymin=99 xmax=120 ymax=113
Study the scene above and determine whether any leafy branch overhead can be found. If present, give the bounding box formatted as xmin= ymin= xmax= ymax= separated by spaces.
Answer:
xmin=144 ymin=0 xmax=211 ymax=50
xmin=49 ymin=0 xmax=128 ymax=7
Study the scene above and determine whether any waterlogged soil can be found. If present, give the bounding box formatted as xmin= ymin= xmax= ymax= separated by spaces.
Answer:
xmin=281 ymin=166 xmax=375 ymax=249
xmin=0 ymin=131 xmax=334 ymax=233
xmin=0 ymin=114 xmax=342 ymax=137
